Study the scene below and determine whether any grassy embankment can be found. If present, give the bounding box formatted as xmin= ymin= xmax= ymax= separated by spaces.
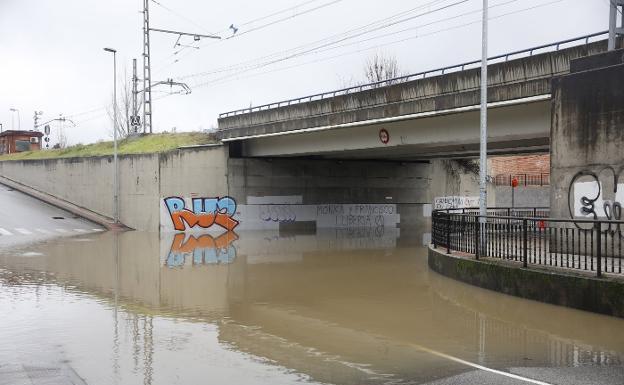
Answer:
xmin=0 ymin=132 xmax=217 ymax=161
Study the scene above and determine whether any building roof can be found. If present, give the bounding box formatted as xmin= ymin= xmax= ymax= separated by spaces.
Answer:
xmin=0 ymin=130 xmax=44 ymax=138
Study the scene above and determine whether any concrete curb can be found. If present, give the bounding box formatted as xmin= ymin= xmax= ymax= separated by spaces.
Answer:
xmin=0 ymin=176 xmax=131 ymax=231
xmin=428 ymin=245 xmax=624 ymax=318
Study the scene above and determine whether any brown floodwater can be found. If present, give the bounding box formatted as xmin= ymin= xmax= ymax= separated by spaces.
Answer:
xmin=0 ymin=228 xmax=623 ymax=384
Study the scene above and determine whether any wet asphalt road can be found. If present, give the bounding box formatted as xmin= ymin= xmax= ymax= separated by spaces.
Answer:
xmin=0 ymin=184 xmax=103 ymax=250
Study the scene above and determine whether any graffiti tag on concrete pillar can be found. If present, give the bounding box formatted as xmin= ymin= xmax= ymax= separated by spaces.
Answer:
xmin=568 ymin=166 xmax=624 ymax=230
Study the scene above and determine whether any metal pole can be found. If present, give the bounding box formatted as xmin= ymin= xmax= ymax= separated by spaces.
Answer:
xmin=132 ymin=58 xmax=138 ymax=134
xmin=143 ymin=0 xmax=153 ymax=134
xmin=512 ymin=185 xmax=515 ymax=208
xmin=16 ymin=110 xmax=20 ymax=131
xmin=479 ymin=0 xmax=488 ymax=219
xmin=113 ymin=52 xmax=119 ymax=223
xmin=104 ymin=47 xmax=119 ymax=224
xmin=596 ymin=222 xmax=602 ymax=277
xmin=610 ymin=1 xmax=617 ymax=51
xmin=522 ymin=219 xmax=528 ymax=268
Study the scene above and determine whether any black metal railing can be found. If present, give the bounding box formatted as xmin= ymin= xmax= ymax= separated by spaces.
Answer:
xmin=432 ymin=208 xmax=624 ymax=277
xmin=493 ymin=173 xmax=550 ymax=186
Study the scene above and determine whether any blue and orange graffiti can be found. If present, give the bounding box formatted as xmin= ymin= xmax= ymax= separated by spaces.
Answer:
xmin=164 ymin=196 xmax=239 ymax=231
xmin=166 ymin=231 xmax=238 ymax=267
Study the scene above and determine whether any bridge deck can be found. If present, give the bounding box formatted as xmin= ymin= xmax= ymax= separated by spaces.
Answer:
xmin=217 ymin=33 xmax=614 ymax=141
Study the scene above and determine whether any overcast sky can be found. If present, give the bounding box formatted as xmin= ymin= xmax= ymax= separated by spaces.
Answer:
xmin=0 ymin=0 xmax=611 ymax=146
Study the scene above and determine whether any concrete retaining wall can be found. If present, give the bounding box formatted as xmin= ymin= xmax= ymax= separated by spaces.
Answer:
xmin=428 ymin=246 xmax=624 ymax=318
xmin=494 ymin=186 xmax=549 ymax=208
xmin=0 ymin=145 xmax=229 ymax=232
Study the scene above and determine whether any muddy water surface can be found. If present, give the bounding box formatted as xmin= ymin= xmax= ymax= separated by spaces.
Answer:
xmin=0 ymin=229 xmax=623 ymax=384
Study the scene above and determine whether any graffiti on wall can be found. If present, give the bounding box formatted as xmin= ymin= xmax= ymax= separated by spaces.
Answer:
xmin=434 ymin=196 xmax=479 ymax=210
xmin=164 ymin=196 xmax=239 ymax=232
xmin=568 ymin=166 xmax=624 ymax=230
xmin=259 ymin=205 xmax=297 ymax=223
xmin=165 ymin=232 xmax=238 ymax=267
xmin=317 ymin=204 xmax=394 ymax=228
xmin=160 ymin=195 xmax=400 ymax=232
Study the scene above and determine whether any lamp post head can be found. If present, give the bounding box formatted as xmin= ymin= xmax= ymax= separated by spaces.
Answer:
xmin=103 ymin=47 xmax=117 ymax=53
xmin=9 ymin=108 xmax=17 ymax=112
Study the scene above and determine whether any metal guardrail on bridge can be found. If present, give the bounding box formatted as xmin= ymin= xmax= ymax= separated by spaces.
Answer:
xmin=493 ymin=173 xmax=550 ymax=186
xmin=219 ymin=31 xmax=608 ymax=119
xmin=432 ymin=208 xmax=624 ymax=277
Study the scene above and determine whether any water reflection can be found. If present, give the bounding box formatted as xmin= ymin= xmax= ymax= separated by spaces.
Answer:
xmin=0 ymin=228 xmax=622 ymax=385
xmin=165 ymin=232 xmax=238 ymax=267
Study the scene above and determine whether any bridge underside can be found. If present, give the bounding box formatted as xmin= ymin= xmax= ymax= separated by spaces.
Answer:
xmin=226 ymin=98 xmax=550 ymax=161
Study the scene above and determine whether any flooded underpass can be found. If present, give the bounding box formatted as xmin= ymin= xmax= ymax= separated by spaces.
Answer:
xmin=1 ymin=227 xmax=623 ymax=385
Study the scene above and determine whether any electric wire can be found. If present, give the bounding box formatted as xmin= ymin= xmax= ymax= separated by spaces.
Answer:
xmin=176 ymin=0 xmax=467 ymax=80
xmin=185 ymin=0 xmax=564 ymax=91
xmin=149 ymin=0 xmax=217 ymax=35
xmin=151 ymin=0 xmax=343 ymax=72
xmin=179 ymin=0 xmax=518 ymax=81
xmin=157 ymin=0 xmax=454 ymax=73
xmin=225 ymin=0 xmax=344 ymax=40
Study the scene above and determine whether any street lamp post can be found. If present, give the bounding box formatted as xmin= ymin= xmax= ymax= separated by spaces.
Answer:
xmin=9 ymin=108 xmax=20 ymax=131
xmin=479 ymin=0 xmax=488 ymax=218
xmin=104 ymin=47 xmax=119 ymax=224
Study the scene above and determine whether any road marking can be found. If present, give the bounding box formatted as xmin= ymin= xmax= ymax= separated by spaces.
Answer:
xmin=91 ymin=228 xmax=104 ymax=232
xmin=74 ymin=229 xmax=88 ymax=233
xmin=0 ymin=228 xmax=13 ymax=236
xmin=409 ymin=343 xmax=553 ymax=385
xmin=36 ymin=229 xmax=51 ymax=234
xmin=15 ymin=228 xmax=32 ymax=235
xmin=55 ymin=229 xmax=69 ymax=233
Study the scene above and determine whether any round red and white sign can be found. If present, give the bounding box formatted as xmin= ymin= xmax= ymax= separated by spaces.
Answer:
xmin=379 ymin=128 xmax=390 ymax=144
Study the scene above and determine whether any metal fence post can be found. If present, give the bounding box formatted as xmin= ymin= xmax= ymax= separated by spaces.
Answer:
xmin=446 ymin=214 xmax=451 ymax=254
xmin=475 ymin=216 xmax=480 ymax=260
xmin=596 ymin=222 xmax=602 ymax=277
xmin=523 ymin=219 xmax=528 ymax=268
xmin=432 ymin=213 xmax=437 ymax=249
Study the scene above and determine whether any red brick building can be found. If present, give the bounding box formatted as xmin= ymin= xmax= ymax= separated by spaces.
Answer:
xmin=0 ymin=130 xmax=44 ymax=155
xmin=489 ymin=154 xmax=550 ymax=186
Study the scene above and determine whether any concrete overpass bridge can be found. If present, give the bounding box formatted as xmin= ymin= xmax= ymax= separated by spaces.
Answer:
xmin=217 ymin=32 xmax=614 ymax=160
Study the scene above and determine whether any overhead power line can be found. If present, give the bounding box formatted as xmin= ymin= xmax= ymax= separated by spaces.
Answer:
xmin=184 ymin=0 xmax=564 ymax=91
xmin=229 ymin=0 xmax=327 ymax=31
xmin=180 ymin=0 xmax=518 ymax=81
xmin=165 ymin=0 xmax=452 ymax=73
xmin=152 ymin=0 xmax=344 ymax=73
xmin=225 ymin=0 xmax=344 ymax=40
xmin=150 ymin=0 xmax=217 ymax=35
xmin=177 ymin=0 xmax=469 ymax=81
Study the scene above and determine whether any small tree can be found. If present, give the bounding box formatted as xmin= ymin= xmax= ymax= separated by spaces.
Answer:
xmin=107 ymin=66 xmax=135 ymax=138
xmin=363 ymin=53 xmax=403 ymax=86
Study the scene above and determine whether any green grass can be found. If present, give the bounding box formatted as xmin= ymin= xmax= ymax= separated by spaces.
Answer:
xmin=0 ymin=132 xmax=218 ymax=161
